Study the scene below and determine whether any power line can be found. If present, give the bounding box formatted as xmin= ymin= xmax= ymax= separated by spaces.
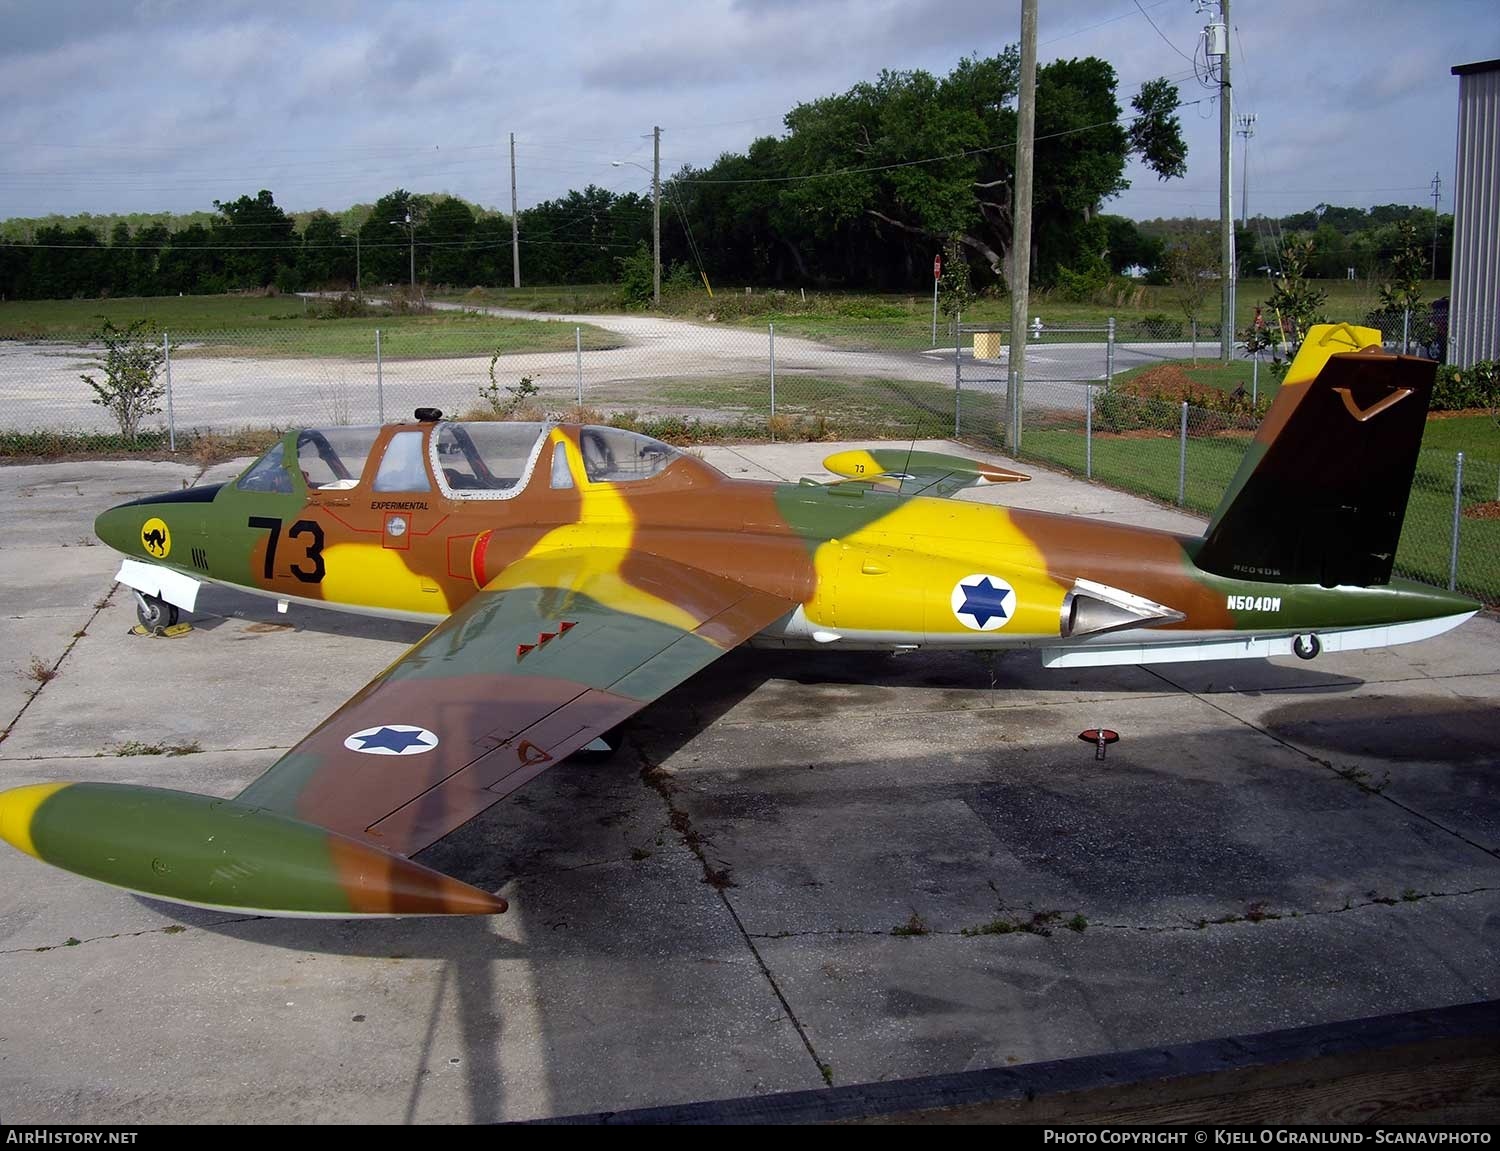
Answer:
xmin=1132 ymin=0 xmax=1196 ymax=65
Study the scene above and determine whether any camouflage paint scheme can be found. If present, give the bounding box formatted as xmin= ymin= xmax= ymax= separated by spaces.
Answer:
xmin=0 ymin=325 xmax=1480 ymax=917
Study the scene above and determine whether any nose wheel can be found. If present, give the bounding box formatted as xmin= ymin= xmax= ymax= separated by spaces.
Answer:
xmin=134 ymin=592 xmax=180 ymax=630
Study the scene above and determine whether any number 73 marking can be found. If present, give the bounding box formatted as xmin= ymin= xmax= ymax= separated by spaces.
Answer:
xmin=247 ymin=516 xmax=326 ymax=583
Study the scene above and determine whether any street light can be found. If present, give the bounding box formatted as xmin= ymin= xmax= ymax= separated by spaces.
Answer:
xmin=389 ymin=212 xmax=415 ymax=294
xmin=612 ymin=150 xmax=660 ymax=305
xmin=340 ymin=232 xmax=361 ymax=296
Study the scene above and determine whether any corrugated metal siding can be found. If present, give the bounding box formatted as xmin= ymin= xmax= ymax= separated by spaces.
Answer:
xmin=1451 ymin=67 xmax=1499 ymax=366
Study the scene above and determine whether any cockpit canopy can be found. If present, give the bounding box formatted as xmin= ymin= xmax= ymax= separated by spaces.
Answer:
xmin=236 ymin=422 xmax=689 ymax=498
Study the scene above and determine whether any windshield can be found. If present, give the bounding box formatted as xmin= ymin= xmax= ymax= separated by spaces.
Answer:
xmin=236 ymin=441 xmax=292 ymax=493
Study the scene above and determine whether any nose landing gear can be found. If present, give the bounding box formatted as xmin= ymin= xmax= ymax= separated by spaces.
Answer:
xmin=133 ymin=592 xmax=180 ymax=631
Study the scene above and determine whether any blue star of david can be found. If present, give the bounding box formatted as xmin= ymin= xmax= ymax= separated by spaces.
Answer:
xmin=959 ymin=578 xmax=1010 ymax=627
xmin=354 ymin=727 xmax=432 ymax=753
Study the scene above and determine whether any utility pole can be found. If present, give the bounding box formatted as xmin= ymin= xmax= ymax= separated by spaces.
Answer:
xmin=407 ymin=212 xmax=415 ymax=293
xmin=1007 ymin=0 xmax=1037 ymax=456
xmin=652 ymin=125 xmax=662 ymax=305
xmin=1206 ymin=0 xmax=1234 ymax=363
xmin=1430 ymin=170 xmax=1442 ymax=277
xmin=510 ymin=132 xmax=521 ymax=289
xmin=1237 ymin=113 xmax=1256 ymax=226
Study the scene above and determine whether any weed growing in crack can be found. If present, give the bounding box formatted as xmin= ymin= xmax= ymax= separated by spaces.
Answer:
xmin=962 ymin=909 xmax=1063 ymax=938
xmin=1066 ymin=914 xmax=1088 ymax=933
xmin=25 ymin=655 xmax=57 ymax=686
xmin=891 ymin=913 xmax=929 ymax=937
xmin=112 ymin=740 xmax=202 ymax=757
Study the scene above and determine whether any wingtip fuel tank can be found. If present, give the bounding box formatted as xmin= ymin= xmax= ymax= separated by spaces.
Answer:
xmin=0 ymin=782 xmax=507 ymax=917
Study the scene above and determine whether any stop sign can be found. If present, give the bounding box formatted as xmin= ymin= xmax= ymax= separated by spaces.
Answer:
xmin=934 ymin=254 xmax=942 ymax=279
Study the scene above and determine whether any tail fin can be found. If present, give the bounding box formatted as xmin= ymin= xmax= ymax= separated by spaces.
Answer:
xmin=1196 ymin=324 xmax=1436 ymax=588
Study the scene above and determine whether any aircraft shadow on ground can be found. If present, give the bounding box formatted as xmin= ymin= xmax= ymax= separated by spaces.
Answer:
xmin=149 ymin=670 xmax=1483 ymax=1122
xmin=167 ymin=644 xmax=1391 ymax=965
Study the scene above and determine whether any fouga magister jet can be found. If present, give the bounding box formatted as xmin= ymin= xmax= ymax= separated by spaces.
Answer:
xmin=0 ymin=324 xmax=1479 ymax=917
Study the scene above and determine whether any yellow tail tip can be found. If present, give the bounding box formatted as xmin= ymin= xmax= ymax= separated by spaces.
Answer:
xmin=0 ymin=783 xmax=70 ymax=859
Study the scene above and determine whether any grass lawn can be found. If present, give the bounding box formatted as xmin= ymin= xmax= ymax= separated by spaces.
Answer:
xmin=0 ymin=295 xmax=621 ymax=359
xmin=1419 ymin=414 xmax=1500 ymax=462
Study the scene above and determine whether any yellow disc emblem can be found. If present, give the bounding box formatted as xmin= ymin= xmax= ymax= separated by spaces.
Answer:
xmin=141 ymin=517 xmax=171 ymax=558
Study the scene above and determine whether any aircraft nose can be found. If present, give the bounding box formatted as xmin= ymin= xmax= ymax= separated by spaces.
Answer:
xmin=93 ymin=503 xmax=135 ymax=554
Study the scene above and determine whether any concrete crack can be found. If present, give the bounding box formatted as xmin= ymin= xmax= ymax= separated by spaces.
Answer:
xmin=745 ymin=886 xmax=1500 ymax=942
xmin=1 ymin=581 xmax=121 ymax=745
xmin=3 ymin=913 xmax=262 ymax=956
xmin=633 ymin=739 xmax=834 ymax=1086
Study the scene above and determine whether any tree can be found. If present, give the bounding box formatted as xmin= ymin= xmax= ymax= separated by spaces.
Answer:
xmin=1377 ymin=220 xmax=1425 ymax=313
xmin=210 ymin=190 xmax=295 ymax=289
xmin=1163 ymin=232 xmax=1217 ymax=324
xmin=1100 ymin=214 xmax=1162 ymax=274
xmin=937 ymin=233 xmax=975 ymax=318
xmin=80 ymin=320 xmax=171 ymax=444
xmin=421 ymin=197 xmax=476 ymax=285
xmin=1261 ymin=236 xmax=1326 ymax=358
xmin=361 ymin=190 xmax=429 ymax=285
xmin=675 ymin=52 xmax=1186 ymax=292
xmin=297 ymin=211 xmax=346 ymax=288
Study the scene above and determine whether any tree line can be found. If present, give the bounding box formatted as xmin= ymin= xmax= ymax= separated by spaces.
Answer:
xmin=0 ymin=47 xmax=1453 ymax=303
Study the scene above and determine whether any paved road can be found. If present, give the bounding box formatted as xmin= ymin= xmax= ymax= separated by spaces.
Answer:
xmin=1 ymin=443 xmax=1495 ymax=1122
xmin=1 ymin=297 xmax=1230 ymax=431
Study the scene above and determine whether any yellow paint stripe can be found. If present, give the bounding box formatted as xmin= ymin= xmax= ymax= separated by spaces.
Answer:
xmin=0 ymin=782 xmax=70 ymax=859
xmin=320 ymin=542 xmax=455 ymax=616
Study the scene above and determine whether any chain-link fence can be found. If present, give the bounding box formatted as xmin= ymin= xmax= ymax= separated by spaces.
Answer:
xmin=1 ymin=305 xmax=1494 ymax=605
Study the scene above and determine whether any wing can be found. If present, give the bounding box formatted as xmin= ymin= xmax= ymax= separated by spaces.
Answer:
xmin=821 ymin=448 xmax=1028 ymax=498
xmin=236 ymin=549 xmax=794 ymax=857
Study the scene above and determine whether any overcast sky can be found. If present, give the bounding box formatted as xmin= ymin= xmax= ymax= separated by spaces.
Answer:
xmin=1 ymin=0 xmax=1495 ymax=224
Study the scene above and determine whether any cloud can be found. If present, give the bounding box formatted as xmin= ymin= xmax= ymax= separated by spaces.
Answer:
xmin=0 ymin=0 xmax=1495 ymax=220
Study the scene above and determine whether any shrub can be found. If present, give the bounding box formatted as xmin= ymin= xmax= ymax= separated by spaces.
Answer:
xmin=79 ymin=320 xmax=173 ymax=445
xmin=617 ymin=242 xmax=656 ymax=307
xmin=1433 ymin=361 xmax=1497 ymax=412
xmin=1132 ymin=312 xmax=1183 ymax=339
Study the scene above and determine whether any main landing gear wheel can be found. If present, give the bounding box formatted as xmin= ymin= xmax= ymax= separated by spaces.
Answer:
xmin=1292 ymin=633 xmax=1321 ymax=661
xmin=135 ymin=593 xmax=179 ymax=630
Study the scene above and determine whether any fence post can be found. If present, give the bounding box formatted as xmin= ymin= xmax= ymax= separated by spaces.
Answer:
xmin=1450 ymin=451 xmax=1464 ymax=591
xmin=1191 ymin=318 xmax=1198 ymax=366
xmin=954 ymin=351 xmax=962 ymax=438
xmin=1085 ymin=385 xmax=1093 ymax=480
xmin=1402 ymin=308 xmax=1410 ymax=355
xmin=768 ymin=323 xmax=776 ymax=429
xmin=1105 ymin=316 xmax=1115 ymax=388
xmin=574 ymin=325 xmax=583 ymax=406
xmin=1178 ymin=402 xmax=1188 ymax=506
xmin=375 ymin=329 xmax=384 ymax=423
xmin=1252 ymin=353 xmax=1259 ymax=406
xmin=162 ymin=331 xmax=176 ymax=453
xmin=954 ymin=317 xmax=963 ymax=438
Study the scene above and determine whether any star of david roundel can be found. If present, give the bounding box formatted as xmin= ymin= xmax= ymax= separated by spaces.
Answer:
xmin=343 ymin=724 xmax=440 ymax=756
xmin=951 ymin=574 xmax=1016 ymax=632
